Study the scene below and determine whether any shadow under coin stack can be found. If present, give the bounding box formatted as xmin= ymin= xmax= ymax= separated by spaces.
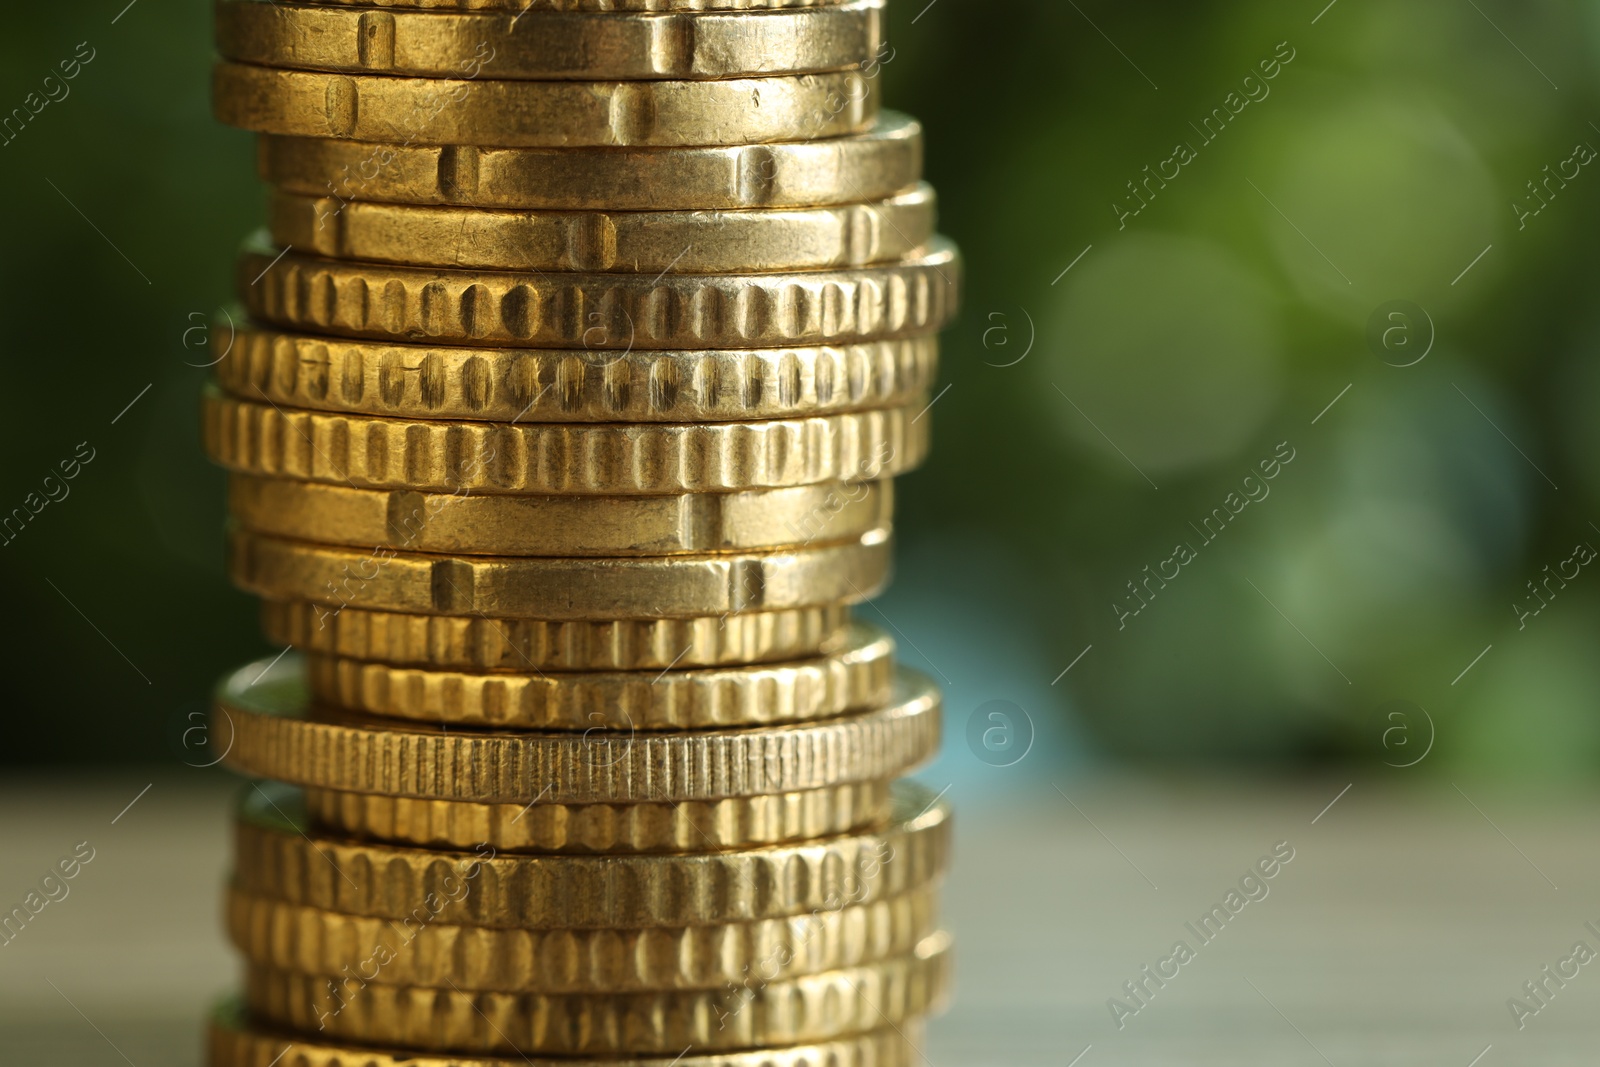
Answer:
xmin=202 ymin=0 xmax=960 ymax=1064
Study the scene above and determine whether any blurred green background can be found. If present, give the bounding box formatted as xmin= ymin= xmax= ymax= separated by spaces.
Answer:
xmin=2 ymin=0 xmax=1597 ymax=780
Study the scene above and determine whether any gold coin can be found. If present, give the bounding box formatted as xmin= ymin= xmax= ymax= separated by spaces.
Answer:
xmin=270 ymin=184 xmax=935 ymax=274
xmin=214 ymin=62 xmax=876 ymax=147
xmin=215 ymin=328 xmax=939 ymax=423
xmin=209 ymin=1003 xmax=928 ymax=1067
xmin=229 ymin=474 xmax=893 ymax=557
xmin=227 ymin=884 xmax=937 ymax=992
xmin=217 ymin=0 xmax=883 ymax=81
xmin=238 ymin=239 xmax=961 ymax=349
xmin=244 ymin=932 xmax=949 ymax=1054
xmin=278 ymin=0 xmax=849 ymax=9
xmin=217 ymin=658 xmax=940 ymax=803
xmin=256 ymin=113 xmax=922 ymax=211
xmin=261 ymin=600 xmax=852 ymax=672
xmin=228 ymin=526 xmax=892 ymax=620
xmin=306 ymin=622 xmax=893 ymax=728
xmin=204 ymin=390 xmax=928 ymax=495
xmin=304 ymin=780 xmax=893 ymax=854
xmin=234 ymin=780 xmax=949 ymax=927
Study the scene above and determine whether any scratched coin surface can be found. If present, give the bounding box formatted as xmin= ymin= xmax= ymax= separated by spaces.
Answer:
xmin=255 ymin=113 xmax=923 ymax=211
xmin=229 ymin=474 xmax=893 ymax=557
xmin=214 ymin=62 xmax=878 ymax=147
xmin=259 ymin=0 xmax=850 ymax=10
xmin=217 ymin=0 xmax=884 ymax=80
xmin=226 ymin=526 xmax=893 ymax=619
xmin=267 ymin=184 xmax=936 ymax=273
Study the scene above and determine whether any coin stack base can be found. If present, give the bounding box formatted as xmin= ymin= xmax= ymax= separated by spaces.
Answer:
xmin=204 ymin=0 xmax=960 ymax=1062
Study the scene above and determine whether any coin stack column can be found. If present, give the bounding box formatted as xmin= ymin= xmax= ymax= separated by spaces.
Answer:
xmin=203 ymin=1 xmax=961 ymax=1064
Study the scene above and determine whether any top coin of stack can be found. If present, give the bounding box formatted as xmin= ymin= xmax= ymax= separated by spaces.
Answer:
xmin=204 ymin=0 xmax=960 ymax=1061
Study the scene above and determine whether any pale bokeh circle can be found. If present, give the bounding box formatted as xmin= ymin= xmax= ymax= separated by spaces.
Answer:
xmin=1042 ymin=233 xmax=1284 ymax=476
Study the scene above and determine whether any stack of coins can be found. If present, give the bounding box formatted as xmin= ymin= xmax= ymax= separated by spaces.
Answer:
xmin=202 ymin=0 xmax=960 ymax=1063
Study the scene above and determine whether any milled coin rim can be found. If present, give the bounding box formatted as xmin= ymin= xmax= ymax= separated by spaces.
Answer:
xmin=217 ymin=658 xmax=942 ymax=802
xmin=207 ymin=1002 xmax=928 ymax=1067
xmin=204 ymin=389 xmax=931 ymax=495
xmin=303 ymin=621 xmax=895 ymax=728
xmin=240 ymin=931 xmax=951 ymax=1054
xmin=214 ymin=327 xmax=940 ymax=423
xmin=225 ymin=882 xmax=940 ymax=991
xmin=237 ymin=238 xmax=962 ymax=350
xmin=259 ymin=600 xmax=855 ymax=671
xmin=301 ymin=778 xmax=895 ymax=854
xmin=232 ymin=778 xmax=950 ymax=927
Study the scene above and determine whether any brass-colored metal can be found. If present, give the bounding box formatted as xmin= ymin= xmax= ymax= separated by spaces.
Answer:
xmin=209 ymin=1008 xmax=928 ymax=1067
xmin=205 ymin=0 xmax=962 ymax=1049
xmin=217 ymin=658 xmax=941 ymax=803
xmin=268 ymin=185 xmax=935 ymax=273
xmin=204 ymin=389 xmax=929 ymax=495
xmin=214 ymin=62 xmax=877 ymax=147
xmin=242 ymin=933 xmax=950 ymax=1054
xmin=229 ymin=475 xmax=893 ymax=557
xmin=233 ymin=780 xmax=950 ymax=927
xmin=303 ymin=780 xmax=894 ymax=854
xmin=237 ymin=240 xmax=962 ymax=349
xmin=227 ymin=884 xmax=938 ymax=991
xmin=256 ymin=114 xmax=923 ymax=211
xmin=216 ymin=328 xmax=939 ymax=423
xmin=227 ymin=526 xmax=892 ymax=619
xmin=217 ymin=0 xmax=884 ymax=80
xmin=305 ymin=622 xmax=894 ymax=728
xmin=230 ymin=0 xmax=852 ymax=13
xmin=260 ymin=600 xmax=854 ymax=672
